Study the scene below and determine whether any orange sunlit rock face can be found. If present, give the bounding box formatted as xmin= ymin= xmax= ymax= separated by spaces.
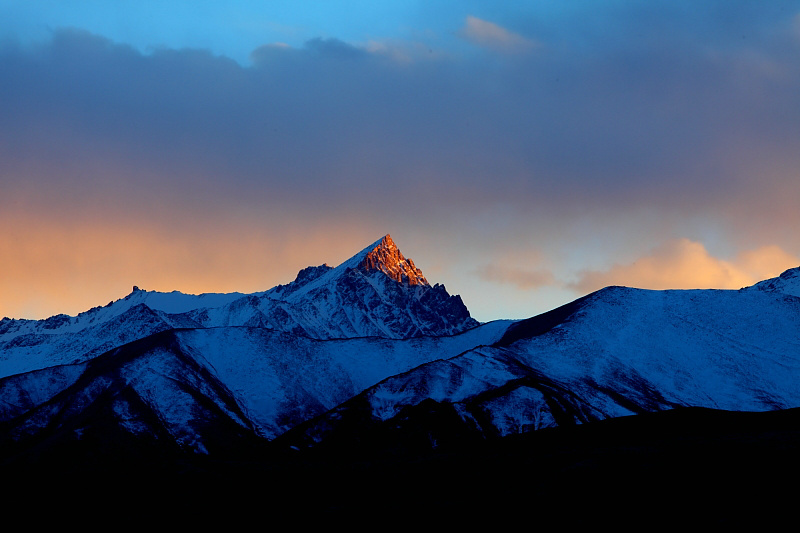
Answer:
xmin=359 ymin=234 xmax=429 ymax=286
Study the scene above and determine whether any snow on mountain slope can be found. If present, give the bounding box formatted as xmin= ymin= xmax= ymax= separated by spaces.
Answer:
xmin=0 ymin=234 xmax=478 ymax=378
xmin=0 ymin=303 xmax=192 ymax=379
xmin=746 ymin=266 xmax=800 ymax=297
xmin=176 ymin=320 xmax=509 ymax=439
xmin=283 ymin=280 xmax=800 ymax=447
xmin=506 ymin=285 xmax=800 ymax=410
xmin=0 ymin=286 xmax=245 ymax=338
xmin=0 ymin=286 xmax=250 ymax=378
xmin=5 ymin=233 xmax=797 ymax=462
xmin=0 ymin=320 xmax=512 ymax=453
xmin=0 ymin=362 xmax=87 ymax=424
xmin=0 ymin=330 xmax=260 ymax=456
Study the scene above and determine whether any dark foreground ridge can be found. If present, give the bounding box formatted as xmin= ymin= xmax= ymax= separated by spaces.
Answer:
xmin=5 ymin=406 xmax=800 ymax=526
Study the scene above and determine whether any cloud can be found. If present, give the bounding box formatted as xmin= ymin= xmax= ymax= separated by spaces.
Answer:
xmin=476 ymin=264 xmax=555 ymax=290
xmin=304 ymin=37 xmax=368 ymax=59
xmin=2 ymin=5 xmax=800 ymax=322
xmin=459 ymin=15 xmax=537 ymax=53
xmin=792 ymin=12 xmax=800 ymax=41
xmin=4 ymin=23 xmax=799 ymax=221
xmin=569 ymin=239 xmax=800 ymax=294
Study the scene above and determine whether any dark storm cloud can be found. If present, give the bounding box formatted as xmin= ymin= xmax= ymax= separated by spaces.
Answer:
xmin=2 ymin=5 xmax=799 ymax=228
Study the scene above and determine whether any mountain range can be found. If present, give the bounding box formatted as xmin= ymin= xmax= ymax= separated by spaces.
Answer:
xmin=2 ymin=234 xmax=799 ymax=525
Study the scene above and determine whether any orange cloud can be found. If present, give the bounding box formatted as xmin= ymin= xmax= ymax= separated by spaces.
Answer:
xmin=476 ymin=264 xmax=555 ymax=290
xmin=569 ymin=239 xmax=800 ymax=294
xmin=459 ymin=15 xmax=538 ymax=53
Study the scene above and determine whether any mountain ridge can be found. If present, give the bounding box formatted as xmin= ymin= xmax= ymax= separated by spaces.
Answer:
xmin=273 ymin=265 xmax=800 ymax=450
xmin=0 ymin=235 xmax=478 ymax=379
xmin=2 ymin=237 xmax=800 ymax=523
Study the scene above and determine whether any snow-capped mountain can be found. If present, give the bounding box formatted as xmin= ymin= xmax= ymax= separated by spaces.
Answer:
xmin=745 ymin=264 xmax=800 ymax=297
xmin=2 ymin=238 xmax=800 ymax=523
xmin=187 ymin=234 xmax=479 ymax=339
xmin=280 ymin=268 xmax=800 ymax=449
xmin=0 ymin=234 xmax=477 ymax=379
xmin=0 ymin=320 xmax=511 ymax=457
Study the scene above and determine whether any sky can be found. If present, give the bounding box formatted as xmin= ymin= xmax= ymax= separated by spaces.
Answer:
xmin=2 ymin=1 xmax=800 ymax=323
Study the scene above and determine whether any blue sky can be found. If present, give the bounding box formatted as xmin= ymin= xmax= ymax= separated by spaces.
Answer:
xmin=3 ymin=1 xmax=515 ymax=62
xmin=2 ymin=1 xmax=800 ymax=321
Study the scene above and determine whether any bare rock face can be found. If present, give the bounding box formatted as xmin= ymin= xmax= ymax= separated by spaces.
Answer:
xmin=275 ymin=234 xmax=479 ymax=339
xmin=358 ymin=234 xmax=428 ymax=286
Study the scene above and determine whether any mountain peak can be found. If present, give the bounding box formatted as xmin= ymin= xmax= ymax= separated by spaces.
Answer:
xmin=358 ymin=234 xmax=429 ymax=286
xmin=747 ymin=265 xmax=800 ymax=297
